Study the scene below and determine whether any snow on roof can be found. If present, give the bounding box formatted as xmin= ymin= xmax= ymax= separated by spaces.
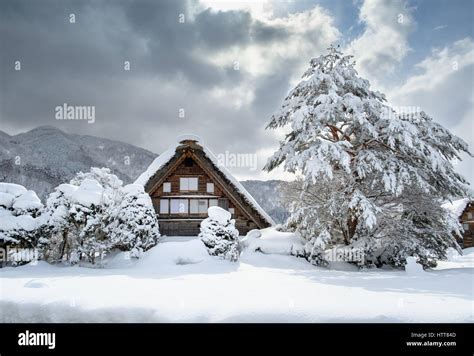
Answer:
xmin=176 ymin=134 xmax=202 ymax=143
xmin=202 ymin=145 xmax=275 ymax=225
xmin=134 ymin=144 xmax=178 ymax=186
xmin=134 ymin=136 xmax=275 ymax=225
xmin=442 ymin=198 xmax=471 ymax=218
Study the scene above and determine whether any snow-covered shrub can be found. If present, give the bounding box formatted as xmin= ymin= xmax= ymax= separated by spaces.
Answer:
xmin=42 ymin=178 xmax=110 ymax=264
xmin=0 ymin=183 xmax=43 ymax=265
xmin=199 ymin=206 xmax=239 ymax=262
xmin=106 ymin=184 xmax=160 ymax=258
xmin=242 ymin=228 xmax=305 ymax=257
xmin=42 ymin=168 xmax=160 ymax=265
xmin=0 ymin=183 xmax=42 ymax=216
xmin=70 ymin=167 xmax=123 ymax=206
xmin=266 ymin=45 xmax=471 ymax=268
xmin=305 ymin=230 xmax=331 ymax=267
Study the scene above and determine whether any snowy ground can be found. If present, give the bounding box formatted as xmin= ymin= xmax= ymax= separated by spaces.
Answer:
xmin=1 ymin=234 xmax=473 ymax=323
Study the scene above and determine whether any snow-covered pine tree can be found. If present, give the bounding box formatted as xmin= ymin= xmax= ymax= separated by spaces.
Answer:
xmin=199 ymin=206 xmax=240 ymax=262
xmin=106 ymin=184 xmax=160 ymax=258
xmin=267 ymin=45 xmax=471 ymax=268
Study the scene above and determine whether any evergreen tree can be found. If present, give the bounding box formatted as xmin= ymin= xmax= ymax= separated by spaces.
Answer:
xmin=267 ymin=46 xmax=471 ymax=268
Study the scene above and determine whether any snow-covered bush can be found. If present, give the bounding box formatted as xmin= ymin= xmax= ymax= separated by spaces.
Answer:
xmin=42 ymin=178 xmax=110 ymax=264
xmin=266 ymin=45 xmax=471 ymax=268
xmin=305 ymin=230 xmax=331 ymax=267
xmin=106 ymin=184 xmax=160 ymax=258
xmin=70 ymin=167 xmax=123 ymax=206
xmin=0 ymin=183 xmax=43 ymax=265
xmin=0 ymin=183 xmax=42 ymax=217
xmin=199 ymin=206 xmax=239 ymax=262
xmin=42 ymin=168 xmax=160 ymax=265
xmin=242 ymin=228 xmax=305 ymax=257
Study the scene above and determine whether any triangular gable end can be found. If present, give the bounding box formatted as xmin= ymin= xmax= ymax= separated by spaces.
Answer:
xmin=135 ymin=136 xmax=274 ymax=233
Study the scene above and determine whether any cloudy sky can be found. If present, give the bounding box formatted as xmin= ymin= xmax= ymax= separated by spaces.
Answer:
xmin=0 ymin=0 xmax=473 ymax=183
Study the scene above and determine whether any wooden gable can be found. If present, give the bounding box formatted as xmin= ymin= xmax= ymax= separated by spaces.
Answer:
xmin=142 ymin=139 xmax=272 ymax=236
xmin=459 ymin=201 xmax=474 ymax=248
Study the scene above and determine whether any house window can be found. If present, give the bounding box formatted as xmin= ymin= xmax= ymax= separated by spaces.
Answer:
xmin=209 ymin=199 xmax=218 ymax=207
xmin=170 ymin=199 xmax=188 ymax=214
xmin=207 ymin=183 xmax=214 ymax=193
xmin=190 ymin=199 xmax=199 ymax=214
xmin=159 ymin=199 xmax=169 ymax=214
xmin=180 ymin=177 xmax=198 ymax=191
xmin=198 ymin=199 xmax=208 ymax=214
xmin=229 ymin=208 xmax=235 ymax=216
xmin=468 ymin=212 xmax=473 ymax=219
xmin=218 ymin=198 xmax=229 ymax=210
xmin=163 ymin=182 xmax=171 ymax=193
xmin=463 ymin=223 xmax=470 ymax=231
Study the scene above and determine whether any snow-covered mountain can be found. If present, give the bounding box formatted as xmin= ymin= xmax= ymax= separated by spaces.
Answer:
xmin=240 ymin=180 xmax=290 ymax=224
xmin=0 ymin=126 xmax=290 ymax=223
xmin=0 ymin=126 xmax=157 ymax=200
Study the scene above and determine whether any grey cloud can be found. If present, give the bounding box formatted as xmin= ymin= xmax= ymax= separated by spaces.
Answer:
xmin=0 ymin=0 xmax=335 ymax=181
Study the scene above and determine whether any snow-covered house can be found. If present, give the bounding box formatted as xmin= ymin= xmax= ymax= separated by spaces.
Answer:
xmin=443 ymin=198 xmax=474 ymax=248
xmin=135 ymin=135 xmax=274 ymax=236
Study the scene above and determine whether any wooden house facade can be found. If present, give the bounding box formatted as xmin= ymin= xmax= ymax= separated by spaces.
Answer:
xmin=457 ymin=200 xmax=474 ymax=248
xmin=443 ymin=198 xmax=474 ymax=249
xmin=135 ymin=135 xmax=274 ymax=236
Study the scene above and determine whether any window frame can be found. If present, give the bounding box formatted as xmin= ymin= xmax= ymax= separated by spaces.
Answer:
xmin=159 ymin=199 xmax=169 ymax=214
xmin=206 ymin=182 xmax=215 ymax=193
xmin=198 ymin=199 xmax=208 ymax=214
xmin=190 ymin=199 xmax=199 ymax=214
xmin=180 ymin=177 xmax=198 ymax=191
xmin=170 ymin=199 xmax=189 ymax=214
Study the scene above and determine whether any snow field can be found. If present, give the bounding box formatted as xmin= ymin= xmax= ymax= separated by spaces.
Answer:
xmin=1 ymin=235 xmax=472 ymax=323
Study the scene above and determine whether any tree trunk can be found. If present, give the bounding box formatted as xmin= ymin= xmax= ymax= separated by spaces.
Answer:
xmin=346 ymin=212 xmax=358 ymax=243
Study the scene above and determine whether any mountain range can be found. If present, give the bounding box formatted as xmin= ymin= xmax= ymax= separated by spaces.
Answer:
xmin=0 ymin=126 xmax=290 ymax=223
